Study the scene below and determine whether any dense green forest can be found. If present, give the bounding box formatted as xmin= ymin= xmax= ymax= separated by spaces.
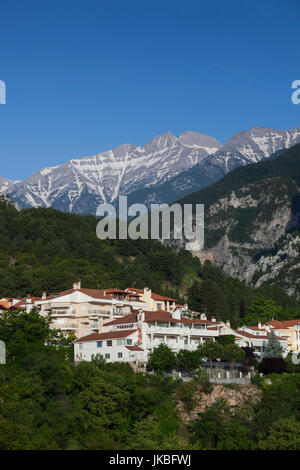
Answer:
xmin=0 ymin=195 xmax=299 ymax=326
xmin=1 ymin=309 xmax=300 ymax=450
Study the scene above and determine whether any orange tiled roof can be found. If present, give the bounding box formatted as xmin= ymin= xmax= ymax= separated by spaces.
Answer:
xmin=0 ymin=301 xmax=10 ymax=309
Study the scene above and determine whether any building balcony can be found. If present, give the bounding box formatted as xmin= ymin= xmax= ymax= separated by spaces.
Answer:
xmin=50 ymin=310 xmax=76 ymax=317
xmin=146 ymin=325 xmax=217 ymax=337
xmin=51 ymin=322 xmax=77 ymax=330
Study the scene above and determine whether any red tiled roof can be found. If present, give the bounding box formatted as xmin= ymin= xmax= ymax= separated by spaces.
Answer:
xmin=75 ymin=329 xmax=137 ymax=343
xmin=104 ymin=310 xmax=218 ymax=327
xmin=10 ymin=301 xmax=24 ymax=309
xmin=127 ymin=288 xmax=177 ymax=302
xmin=126 ymin=346 xmax=144 ymax=352
xmin=145 ymin=310 xmax=182 ymax=323
xmin=182 ymin=317 xmax=219 ymax=325
xmin=41 ymin=287 xmax=144 ymax=302
xmin=235 ymin=330 xmax=285 ymax=341
xmin=7 ymin=296 xmax=42 ymax=309
xmin=235 ymin=330 xmax=269 ymax=339
xmin=245 ymin=326 xmax=267 ymax=332
xmin=151 ymin=293 xmax=177 ymax=302
xmin=104 ymin=312 xmax=138 ymax=326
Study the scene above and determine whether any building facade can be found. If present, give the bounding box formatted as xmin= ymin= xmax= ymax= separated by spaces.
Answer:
xmin=36 ymin=283 xmax=146 ymax=338
xmin=74 ymin=308 xmax=220 ymax=363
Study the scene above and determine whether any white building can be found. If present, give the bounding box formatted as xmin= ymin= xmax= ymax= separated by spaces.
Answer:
xmin=74 ymin=308 xmax=221 ymax=364
xmin=0 ymin=295 xmax=42 ymax=313
xmin=234 ymin=324 xmax=289 ymax=358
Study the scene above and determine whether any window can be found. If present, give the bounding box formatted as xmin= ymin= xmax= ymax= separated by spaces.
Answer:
xmin=105 ymin=354 xmax=110 ymax=359
xmin=79 ymin=343 xmax=83 ymax=350
xmin=117 ymin=339 xmax=125 ymax=345
xmin=97 ymin=341 xmax=102 ymax=348
xmin=157 ymin=303 xmax=162 ymax=310
xmin=126 ymin=339 xmax=132 ymax=345
xmin=107 ymin=340 xmax=113 ymax=347
xmin=118 ymin=352 xmax=123 ymax=358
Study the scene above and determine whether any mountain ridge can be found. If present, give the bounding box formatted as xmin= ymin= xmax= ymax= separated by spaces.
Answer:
xmin=2 ymin=125 xmax=300 ymax=214
xmin=3 ymin=130 xmax=221 ymax=213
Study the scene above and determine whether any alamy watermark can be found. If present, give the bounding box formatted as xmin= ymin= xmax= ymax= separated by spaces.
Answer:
xmin=96 ymin=196 xmax=204 ymax=252
xmin=0 ymin=80 xmax=6 ymax=104
xmin=291 ymin=352 xmax=300 ymax=365
xmin=291 ymin=80 xmax=300 ymax=105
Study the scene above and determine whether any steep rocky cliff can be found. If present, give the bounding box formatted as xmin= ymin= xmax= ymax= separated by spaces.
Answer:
xmin=178 ymin=145 xmax=300 ymax=297
xmin=177 ymin=384 xmax=261 ymax=424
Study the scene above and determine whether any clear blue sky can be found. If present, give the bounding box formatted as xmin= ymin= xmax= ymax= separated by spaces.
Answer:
xmin=0 ymin=0 xmax=299 ymax=180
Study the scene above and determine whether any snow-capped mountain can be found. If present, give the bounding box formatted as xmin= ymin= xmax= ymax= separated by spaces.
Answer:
xmin=205 ymin=126 xmax=300 ymax=173
xmin=126 ymin=126 xmax=300 ymax=207
xmin=4 ymin=131 xmax=221 ymax=214
xmin=2 ymin=126 xmax=300 ymax=214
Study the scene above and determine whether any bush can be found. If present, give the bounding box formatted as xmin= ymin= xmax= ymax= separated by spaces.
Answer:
xmin=177 ymin=381 xmax=197 ymax=412
xmin=251 ymin=373 xmax=265 ymax=388
xmin=242 ymin=347 xmax=257 ymax=367
xmin=216 ymin=335 xmax=235 ymax=346
xmin=147 ymin=344 xmax=176 ymax=373
xmin=259 ymin=357 xmax=287 ymax=375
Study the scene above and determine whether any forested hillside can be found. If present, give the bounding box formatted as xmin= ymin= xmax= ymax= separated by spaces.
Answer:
xmin=0 ymin=196 xmax=299 ymax=326
xmin=1 ymin=310 xmax=300 ymax=450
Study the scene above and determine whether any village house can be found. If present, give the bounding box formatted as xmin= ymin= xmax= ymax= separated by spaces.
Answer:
xmin=35 ymin=282 xmax=146 ymax=338
xmin=264 ymin=319 xmax=300 ymax=353
xmin=234 ymin=323 xmax=289 ymax=357
xmin=126 ymin=287 xmax=177 ymax=312
xmin=0 ymin=295 xmax=42 ymax=313
xmin=2 ymin=282 xmax=299 ymax=362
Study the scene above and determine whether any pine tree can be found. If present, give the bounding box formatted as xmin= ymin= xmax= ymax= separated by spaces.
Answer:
xmin=264 ymin=330 xmax=283 ymax=358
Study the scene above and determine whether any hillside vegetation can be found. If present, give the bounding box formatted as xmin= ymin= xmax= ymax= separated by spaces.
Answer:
xmin=0 ymin=196 xmax=299 ymax=325
xmin=1 ymin=309 xmax=300 ymax=450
